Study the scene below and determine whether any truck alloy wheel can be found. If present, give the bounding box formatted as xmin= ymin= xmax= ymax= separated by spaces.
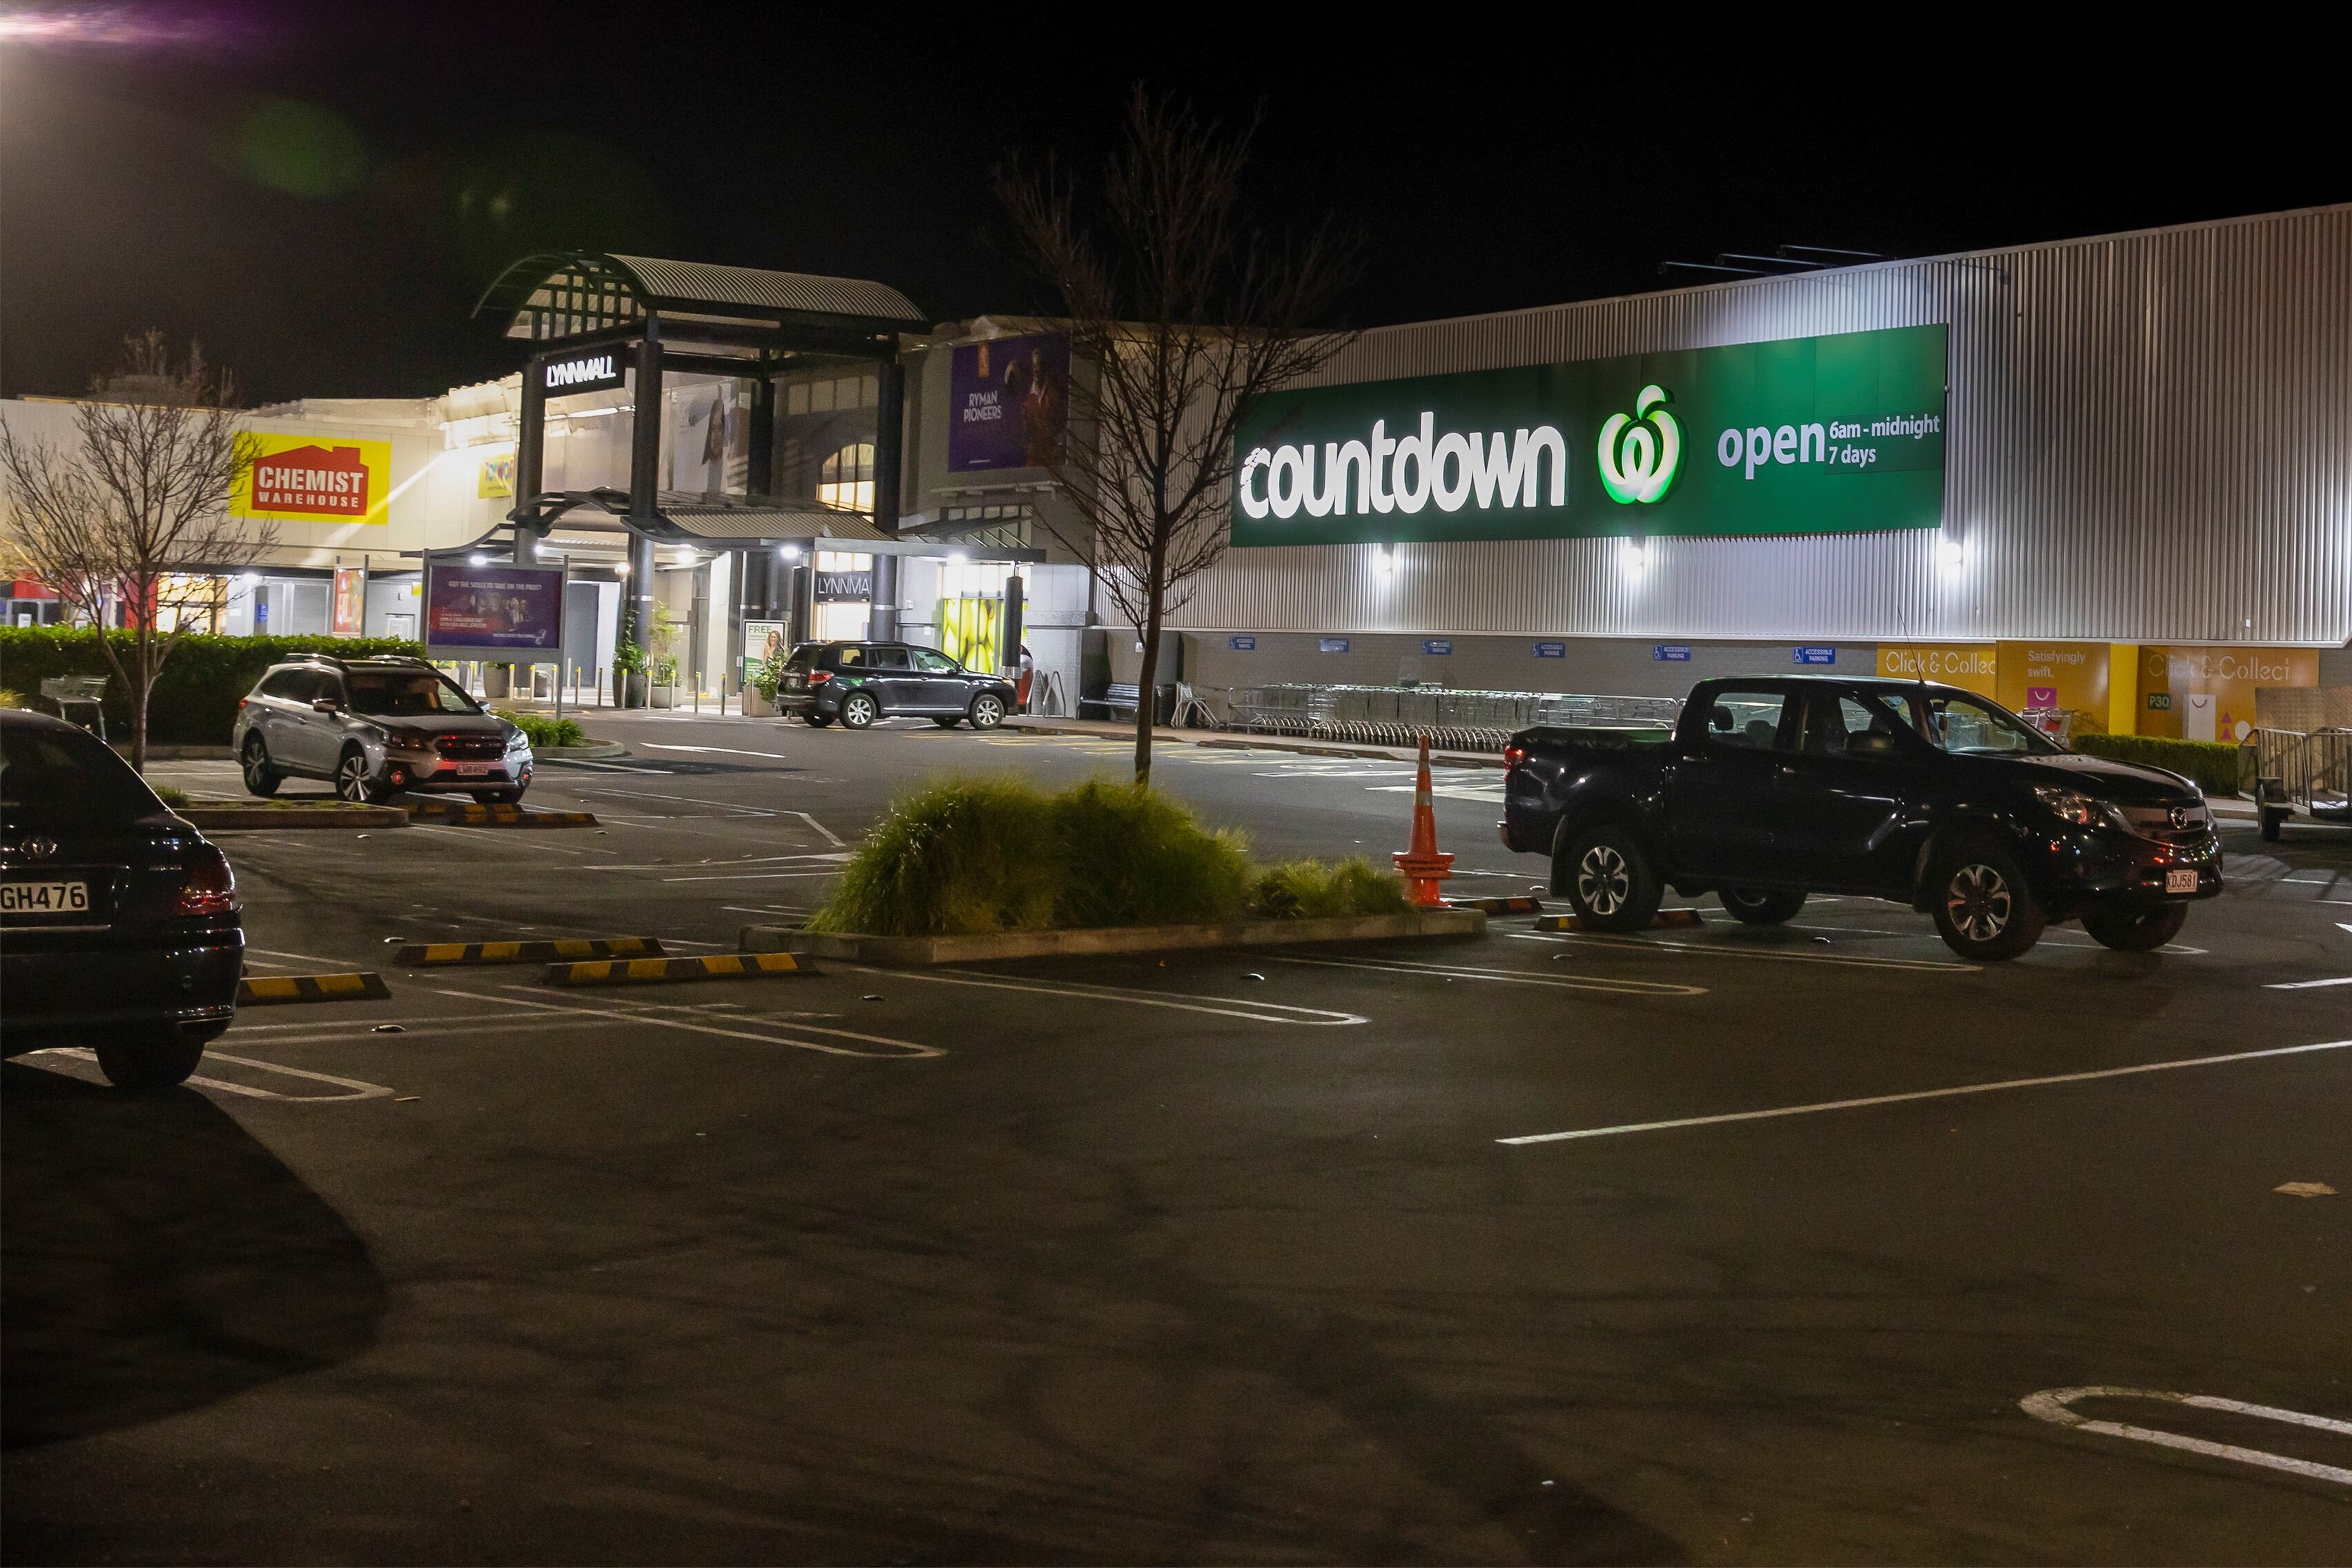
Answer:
xmin=1930 ymin=845 xmax=2045 ymax=959
xmin=1557 ymin=823 xmax=1661 ymax=933
xmin=840 ymin=692 xmax=878 ymax=729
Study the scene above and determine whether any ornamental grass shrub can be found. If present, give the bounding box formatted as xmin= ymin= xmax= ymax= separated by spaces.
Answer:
xmin=1248 ymin=856 xmax=1412 ymax=920
xmin=807 ymin=776 xmax=1408 ymax=937
xmin=2070 ymin=732 xmax=2242 ymax=796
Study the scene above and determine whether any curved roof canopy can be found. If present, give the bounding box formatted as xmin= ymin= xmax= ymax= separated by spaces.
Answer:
xmin=475 ymin=251 xmax=925 ymax=344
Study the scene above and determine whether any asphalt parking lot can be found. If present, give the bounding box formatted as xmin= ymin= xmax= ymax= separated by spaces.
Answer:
xmin=7 ymin=709 xmax=2349 ymax=1563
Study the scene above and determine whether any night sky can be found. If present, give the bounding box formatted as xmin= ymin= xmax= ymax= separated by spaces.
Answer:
xmin=3 ymin=6 xmax=2343 ymax=405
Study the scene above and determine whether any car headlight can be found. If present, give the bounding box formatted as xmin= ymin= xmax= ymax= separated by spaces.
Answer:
xmin=2032 ymin=783 xmax=2128 ymax=832
xmin=387 ymin=726 xmax=435 ymax=749
xmin=504 ymin=727 xmax=529 ymax=752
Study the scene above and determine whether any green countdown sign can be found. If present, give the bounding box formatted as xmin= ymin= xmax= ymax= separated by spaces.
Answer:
xmin=1232 ymin=323 xmax=1946 ymax=546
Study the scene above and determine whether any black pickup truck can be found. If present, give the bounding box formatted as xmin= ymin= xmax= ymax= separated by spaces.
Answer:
xmin=1499 ymin=676 xmax=2222 ymax=960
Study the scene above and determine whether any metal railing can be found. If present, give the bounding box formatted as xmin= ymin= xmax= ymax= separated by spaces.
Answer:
xmin=2241 ymin=727 xmax=2352 ymax=816
xmin=1181 ymin=683 xmax=1681 ymax=752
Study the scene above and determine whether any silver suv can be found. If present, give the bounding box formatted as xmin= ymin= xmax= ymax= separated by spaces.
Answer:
xmin=232 ymin=656 xmax=532 ymax=804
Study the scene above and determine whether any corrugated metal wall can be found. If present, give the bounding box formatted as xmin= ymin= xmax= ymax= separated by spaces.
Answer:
xmin=1175 ymin=205 xmax=2352 ymax=645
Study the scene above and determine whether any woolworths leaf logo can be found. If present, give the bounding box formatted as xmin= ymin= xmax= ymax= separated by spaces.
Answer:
xmin=1596 ymin=384 xmax=1682 ymax=504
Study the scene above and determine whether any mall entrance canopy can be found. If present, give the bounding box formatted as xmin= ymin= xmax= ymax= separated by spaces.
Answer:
xmin=473 ymin=251 xmax=938 ymax=640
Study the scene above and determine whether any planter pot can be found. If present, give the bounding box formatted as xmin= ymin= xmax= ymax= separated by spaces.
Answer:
xmin=481 ymin=665 xmax=512 ymax=698
xmin=649 ymin=685 xmax=674 ymax=709
xmin=621 ymin=672 xmax=649 ymax=708
xmin=741 ymin=687 xmax=778 ymax=718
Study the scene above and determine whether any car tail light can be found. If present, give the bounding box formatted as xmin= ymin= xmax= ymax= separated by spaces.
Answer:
xmin=176 ymin=843 xmax=239 ymax=916
xmin=808 ymin=669 xmax=833 ymax=684
xmin=1502 ymin=743 xmax=1527 ymax=769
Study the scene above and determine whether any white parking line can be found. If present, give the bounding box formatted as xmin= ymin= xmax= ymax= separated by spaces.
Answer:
xmin=1499 ymin=1037 xmax=2352 ymax=1146
xmin=783 ymin=810 xmax=845 ymax=847
xmin=2267 ymin=975 xmax=2352 ymax=990
xmin=1267 ymin=953 xmax=1707 ymax=997
xmin=246 ymin=946 xmax=357 ymax=967
xmin=2020 ymin=1386 xmax=2352 ymax=1487
xmin=439 ymin=986 xmax=942 ymax=1059
xmin=28 ymin=1048 xmax=397 ymax=1103
xmin=634 ymin=743 xmax=796 ymax=760
xmin=1512 ymin=930 xmax=1978 ymax=973
xmin=543 ymin=757 xmax=674 ymax=773
xmin=843 ymin=966 xmax=1367 ymax=1026
xmin=589 ymin=787 xmax=776 ymax=815
xmin=661 ymin=869 xmax=842 ymax=882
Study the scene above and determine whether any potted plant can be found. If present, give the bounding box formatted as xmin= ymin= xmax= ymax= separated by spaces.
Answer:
xmin=650 ymin=652 xmax=679 ymax=708
xmin=613 ymin=609 xmax=650 ymax=708
xmin=743 ymin=649 xmax=786 ymax=717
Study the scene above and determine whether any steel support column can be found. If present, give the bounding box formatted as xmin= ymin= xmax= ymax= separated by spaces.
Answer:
xmin=868 ymin=551 xmax=899 ymax=641
xmin=625 ymin=321 xmax=663 ymax=683
xmin=515 ymin=353 xmax=547 ymax=566
xmin=873 ymin=351 xmax=905 ymax=534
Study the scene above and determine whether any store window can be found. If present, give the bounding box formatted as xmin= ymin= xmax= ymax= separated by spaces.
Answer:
xmin=818 ymin=443 xmax=875 ymax=513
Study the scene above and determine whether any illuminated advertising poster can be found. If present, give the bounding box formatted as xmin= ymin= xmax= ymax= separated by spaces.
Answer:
xmin=331 ymin=567 xmax=365 ymax=635
xmin=1877 ymin=643 xmax=1998 ymax=698
xmin=232 ymin=433 xmax=394 ymax=525
xmin=1233 ymin=324 xmax=1946 ymax=545
xmin=424 ymin=563 xmax=563 ymax=654
xmin=2137 ymin=646 xmax=2319 ymax=743
xmin=478 ymin=452 xmax=516 ymax=498
xmin=948 ymin=333 xmax=1069 ymax=472
xmin=1995 ymin=642 xmax=2110 ymax=727
xmin=742 ymin=618 xmax=790 ymax=683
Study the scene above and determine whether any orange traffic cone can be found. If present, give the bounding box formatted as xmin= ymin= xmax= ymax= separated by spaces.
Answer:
xmin=1392 ymin=736 xmax=1455 ymax=908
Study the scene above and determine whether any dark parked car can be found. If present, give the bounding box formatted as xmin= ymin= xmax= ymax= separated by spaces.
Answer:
xmin=1500 ymin=676 xmax=2222 ymax=960
xmin=777 ymin=641 xmax=1015 ymax=731
xmin=231 ymin=654 xmax=532 ymax=803
xmin=1 ymin=709 xmax=243 ymax=1089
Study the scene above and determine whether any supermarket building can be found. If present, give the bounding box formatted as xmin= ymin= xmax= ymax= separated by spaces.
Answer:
xmin=3 ymin=204 xmax=2346 ymax=737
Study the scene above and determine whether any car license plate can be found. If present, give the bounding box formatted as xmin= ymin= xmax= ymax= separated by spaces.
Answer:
xmin=1 ymin=879 xmax=90 ymax=914
xmin=2166 ymin=868 xmax=2199 ymax=894
xmin=449 ymin=763 xmax=492 ymax=776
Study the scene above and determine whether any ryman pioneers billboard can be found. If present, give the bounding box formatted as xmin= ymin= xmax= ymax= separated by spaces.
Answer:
xmin=1230 ymin=324 xmax=1945 ymax=545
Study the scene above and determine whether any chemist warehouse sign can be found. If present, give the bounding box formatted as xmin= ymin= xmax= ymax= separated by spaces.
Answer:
xmin=1231 ymin=324 xmax=1945 ymax=545
xmin=231 ymin=433 xmax=394 ymax=525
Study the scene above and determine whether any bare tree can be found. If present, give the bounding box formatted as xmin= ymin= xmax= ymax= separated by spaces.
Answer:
xmin=1 ymin=331 xmax=269 ymax=770
xmin=997 ymin=88 xmax=1359 ymax=785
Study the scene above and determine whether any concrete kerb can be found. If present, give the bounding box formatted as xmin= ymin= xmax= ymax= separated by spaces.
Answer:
xmin=537 ymin=741 xmax=629 ymax=761
xmin=397 ymin=937 xmax=665 ymax=966
xmin=739 ymin=908 xmax=1487 ymax=966
xmin=401 ymin=798 xmax=599 ymax=827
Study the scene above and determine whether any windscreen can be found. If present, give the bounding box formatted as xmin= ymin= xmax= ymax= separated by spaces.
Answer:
xmin=345 ymin=672 xmax=482 ymax=716
xmin=1 ymin=722 xmax=162 ymax=823
xmin=1916 ymin=692 xmax=2057 ymax=755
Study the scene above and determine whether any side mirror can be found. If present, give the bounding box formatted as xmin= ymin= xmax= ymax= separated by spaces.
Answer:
xmin=311 ymin=696 xmax=341 ymax=715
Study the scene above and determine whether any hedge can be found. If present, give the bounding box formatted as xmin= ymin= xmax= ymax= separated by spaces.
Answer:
xmin=0 ymin=627 xmax=425 ymax=746
xmin=2071 ymin=732 xmax=2242 ymax=796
